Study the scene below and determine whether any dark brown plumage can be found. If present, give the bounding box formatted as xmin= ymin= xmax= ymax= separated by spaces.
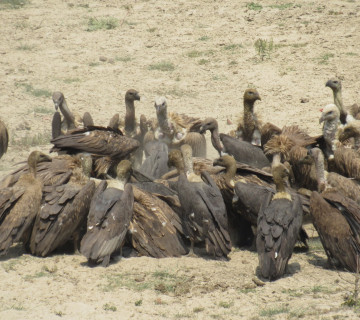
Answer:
xmin=80 ymin=181 xmax=134 ymax=266
xmin=51 ymin=126 xmax=139 ymax=158
xmin=0 ymin=119 xmax=9 ymax=159
xmin=310 ymin=191 xmax=360 ymax=272
xmin=175 ymin=145 xmax=231 ymax=258
xmin=338 ymin=120 xmax=360 ymax=150
xmin=129 ymin=185 xmax=187 ymax=258
xmin=0 ymin=151 xmax=52 ymax=255
xmin=29 ymin=154 xmax=95 ymax=257
xmin=256 ymin=164 xmax=303 ymax=281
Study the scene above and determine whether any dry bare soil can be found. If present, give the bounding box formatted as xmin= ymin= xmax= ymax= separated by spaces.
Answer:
xmin=1 ymin=0 xmax=360 ymax=319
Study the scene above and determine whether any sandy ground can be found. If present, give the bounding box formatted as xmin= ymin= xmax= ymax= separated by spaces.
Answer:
xmin=0 ymin=0 xmax=360 ymax=319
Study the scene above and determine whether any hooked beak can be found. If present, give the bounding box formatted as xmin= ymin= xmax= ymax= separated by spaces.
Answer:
xmin=319 ymin=114 xmax=325 ymax=124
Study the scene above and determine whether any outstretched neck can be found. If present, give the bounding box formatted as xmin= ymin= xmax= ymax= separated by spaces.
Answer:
xmin=60 ymin=98 xmax=76 ymax=130
xmin=323 ymin=118 xmax=338 ymax=152
xmin=243 ymin=100 xmax=256 ymax=139
xmin=125 ymin=98 xmax=136 ymax=133
xmin=333 ymin=89 xmax=344 ymax=114
xmin=313 ymin=151 xmax=326 ymax=192
xmin=210 ymin=127 xmax=223 ymax=155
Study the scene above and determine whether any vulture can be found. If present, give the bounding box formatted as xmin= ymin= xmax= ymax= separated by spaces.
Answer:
xmin=114 ymin=89 xmax=147 ymax=168
xmin=0 ymin=151 xmax=52 ymax=255
xmin=256 ymin=163 xmax=303 ymax=281
xmin=325 ymin=78 xmax=360 ymax=125
xmin=234 ymin=88 xmax=262 ymax=146
xmin=138 ymin=141 xmax=170 ymax=179
xmin=173 ymin=145 xmax=231 ymax=258
xmin=50 ymin=126 xmax=140 ymax=177
xmin=199 ymin=117 xmax=270 ymax=169
xmin=339 ymin=120 xmax=360 ymax=150
xmin=129 ymin=184 xmax=187 ymax=258
xmin=0 ymin=119 xmax=9 ymax=159
xmin=29 ymin=154 xmax=96 ymax=257
xmin=80 ymin=181 xmax=134 ymax=267
xmin=310 ymin=191 xmax=360 ymax=272
xmin=51 ymin=91 xmax=94 ymax=136
xmin=153 ymin=96 xmax=206 ymax=157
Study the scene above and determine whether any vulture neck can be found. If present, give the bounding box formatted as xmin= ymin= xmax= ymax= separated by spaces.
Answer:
xmin=210 ymin=127 xmax=223 ymax=156
xmin=243 ymin=99 xmax=256 ymax=140
xmin=354 ymin=135 xmax=360 ymax=150
xmin=223 ymin=161 xmax=237 ymax=186
xmin=333 ymin=89 xmax=344 ymax=116
xmin=272 ymin=172 xmax=291 ymax=201
xmin=272 ymin=153 xmax=281 ymax=167
xmin=157 ymin=108 xmax=171 ymax=133
xmin=60 ymin=97 xmax=76 ymax=130
xmin=313 ymin=151 xmax=327 ymax=192
xmin=182 ymin=148 xmax=202 ymax=182
xmin=125 ymin=98 xmax=136 ymax=133
xmin=323 ymin=118 xmax=338 ymax=152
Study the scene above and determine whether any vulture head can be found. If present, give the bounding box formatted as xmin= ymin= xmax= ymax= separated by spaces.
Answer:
xmin=199 ymin=117 xmax=218 ymax=134
xmin=154 ymin=96 xmax=167 ymax=115
xmin=213 ymin=155 xmax=236 ymax=169
xmin=319 ymin=104 xmax=339 ymax=124
xmin=125 ymin=89 xmax=140 ymax=103
xmin=338 ymin=120 xmax=360 ymax=142
xmin=325 ymin=78 xmax=342 ymax=92
xmin=28 ymin=151 xmax=52 ymax=176
xmin=52 ymin=92 xmax=65 ymax=111
xmin=243 ymin=88 xmax=261 ymax=103
xmin=167 ymin=149 xmax=183 ymax=172
xmin=115 ymin=160 xmax=133 ymax=182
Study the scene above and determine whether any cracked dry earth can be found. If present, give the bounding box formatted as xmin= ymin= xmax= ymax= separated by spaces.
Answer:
xmin=0 ymin=0 xmax=360 ymax=319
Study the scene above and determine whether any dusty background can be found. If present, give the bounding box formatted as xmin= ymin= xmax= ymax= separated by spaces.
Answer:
xmin=0 ymin=0 xmax=360 ymax=319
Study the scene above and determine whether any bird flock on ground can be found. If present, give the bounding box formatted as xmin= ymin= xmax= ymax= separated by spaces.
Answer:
xmin=0 ymin=78 xmax=359 ymax=281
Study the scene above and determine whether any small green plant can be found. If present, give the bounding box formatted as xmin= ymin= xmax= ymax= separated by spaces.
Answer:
xmin=229 ymin=60 xmax=238 ymax=66
xmin=135 ymin=299 xmax=142 ymax=306
xmin=16 ymin=82 xmax=51 ymax=98
xmin=269 ymin=3 xmax=296 ymax=10
xmin=247 ymin=2 xmax=262 ymax=11
xmin=346 ymin=52 xmax=358 ymax=56
xmin=260 ymin=306 xmax=289 ymax=317
xmin=187 ymin=50 xmax=202 ymax=58
xmin=63 ymin=77 xmax=81 ymax=84
xmin=16 ymin=44 xmax=33 ymax=51
xmin=34 ymin=106 xmax=53 ymax=114
xmin=193 ymin=307 xmax=205 ymax=313
xmin=11 ymin=131 xmax=52 ymax=147
xmin=147 ymin=27 xmax=157 ymax=32
xmin=318 ymin=53 xmax=334 ymax=65
xmin=219 ymin=301 xmax=233 ymax=308
xmin=254 ymin=38 xmax=274 ymax=61
xmin=55 ymin=310 xmax=64 ymax=317
xmin=115 ymin=55 xmax=132 ymax=62
xmin=149 ymin=61 xmax=175 ymax=72
xmin=86 ymin=17 xmax=118 ymax=31
xmin=0 ymin=0 xmax=28 ymax=9
xmin=198 ymin=36 xmax=210 ymax=41
xmin=89 ymin=62 xmax=100 ymax=67
xmin=103 ymin=303 xmax=117 ymax=311
xmin=223 ymin=44 xmax=243 ymax=51
xmin=198 ymin=59 xmax=209 ymax=65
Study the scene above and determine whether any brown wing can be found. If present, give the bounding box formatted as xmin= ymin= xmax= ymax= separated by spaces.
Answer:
xmin=333 ymin=147 xmax=360 ymax=181
xmin=220 ymin=134 xmax=270 ymax=169
xmin=257 ymin=195 xmax=302 ymax=280
xmin=51 ymin=126 xmax=140 ymax=159
xmin=0 ymin=119 xmax=8 ymax=159
xmin=310 ymin=191 xmax=359 ymax=272
xmin=129 ymin=186 xmax=187 ymax=258
xmin=0 ymin=177 xmax=43 ymax=255
xmin=261 ymin=122 xmax=282 ymax=147
xmin=30 ymin=180 xmax=95 ymax=256
xmin=169 ymin=112 xmax=202 ymax=130
xmin=80 ymin=184 xmax=134 ymax=266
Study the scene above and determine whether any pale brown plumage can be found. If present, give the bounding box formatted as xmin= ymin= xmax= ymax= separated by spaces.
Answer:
xmin=235 ymin=88 xmax=262 ymax=146
xmin=153 ymin=97 xmax=206 ymax=157
xmin=0 ymin=151 xmax=52 ymax=255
